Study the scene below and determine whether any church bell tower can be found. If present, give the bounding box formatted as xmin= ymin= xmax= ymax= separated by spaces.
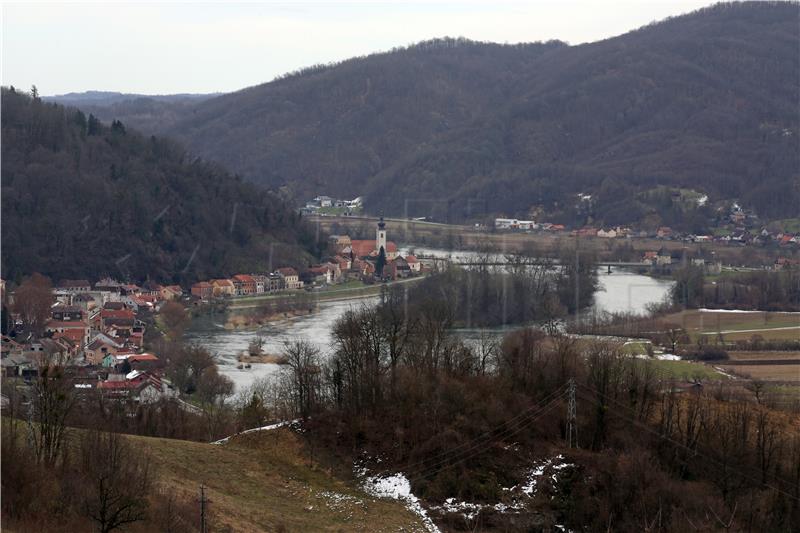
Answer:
xmin=376 ymin=216 xmax=387 ymax=253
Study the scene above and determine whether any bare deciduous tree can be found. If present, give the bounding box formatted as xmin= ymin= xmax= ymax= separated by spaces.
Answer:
xmin=81 ymin=431 xmax=151 ymax=533
xmin=30 ymin=364 xmax=75 ymax=465
xmin=13 ymin=272 xmax=54 ymax=337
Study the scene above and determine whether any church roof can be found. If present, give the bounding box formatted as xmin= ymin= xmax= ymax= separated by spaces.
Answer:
xmin=349 ymin=240 xmax=397 ymax=258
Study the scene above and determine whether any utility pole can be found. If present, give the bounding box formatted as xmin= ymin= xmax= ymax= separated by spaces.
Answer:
xmin=198 ymin=484 xmax=208 ymax=533
xmin=566 ymin=378 xmax=578 ymax=449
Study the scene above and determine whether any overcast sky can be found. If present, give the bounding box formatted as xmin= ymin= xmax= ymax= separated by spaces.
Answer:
xmin=3 ymin=1 xmax=715 ymax=96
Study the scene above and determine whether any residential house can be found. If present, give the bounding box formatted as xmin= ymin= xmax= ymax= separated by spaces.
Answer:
xmin=232 ymin=274 xmax=257 ymax=296
xmin=268 ymin=273 xmax=283 ymax=292
xmin=58 ymin=279 xmax=92 ymax=292
xmin=277 ymin=268 xmax=302 ymax=289
xmin=405 ymin=255 xmax=421 ymax=273
xmin=95 ymin=278 xmax=123 ymax=294
xmin=141 ymin=281 xmax=163 ymax=299
xmin=774 ymin=257 xmax=800 ymax=270
xmin=72 ymin=293 xmax=97 ymax=312
xmin=51 ymin=304 xmax=84 ymax=322
xmin=597 ymin=228 xmax=618 ymax=238
xmin=252 ymin=275 xmax=268 ymax=294
xmin=191 ymin=281 xmax=213 ymax=300
xmin=389 ymin=256 xmax=412 ymax=279
xmin=87 ymin=334 xmax=125 ymax=365
xmin=211 ymin=279 xmax=236 ymax=297
xmin=656 ymin=248 xmax=673 ymax=266
xmin=45 ymin=320 xmax=89 ymax=346
xmin=304 ymin=266 xmax=333 ymax=286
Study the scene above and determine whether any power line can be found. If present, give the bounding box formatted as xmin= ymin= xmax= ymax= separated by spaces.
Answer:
xmin=393 ymin=383 xmax=568 ymax=477
xmin=576 ymin=382 xmax=800 ymax=502
xmin=405 ymin=390 xmax=567 ymax=483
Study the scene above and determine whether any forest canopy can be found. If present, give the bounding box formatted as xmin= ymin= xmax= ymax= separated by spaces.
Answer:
xmin=1 ymin=88 xmax=318 ymax=284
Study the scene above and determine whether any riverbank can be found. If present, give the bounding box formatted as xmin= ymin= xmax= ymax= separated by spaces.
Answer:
xmin=227 ymin=276 xmax=426 ymax=310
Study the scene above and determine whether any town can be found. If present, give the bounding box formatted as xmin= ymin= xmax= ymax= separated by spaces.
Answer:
xmin=0 ymin=218 xmax=425 ymax=405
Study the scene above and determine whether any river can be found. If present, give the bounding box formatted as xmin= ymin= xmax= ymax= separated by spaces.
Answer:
xmin=184 ymin=247 xmax=674 ymax=392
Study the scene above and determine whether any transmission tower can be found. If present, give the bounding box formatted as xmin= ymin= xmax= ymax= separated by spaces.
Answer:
xmin=198 ymin=484 xmax=209 ymax=533
xmin=566 ymin=378 xmax=578 ymax=448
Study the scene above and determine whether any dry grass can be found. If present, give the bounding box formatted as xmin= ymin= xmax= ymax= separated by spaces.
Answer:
xmin=134 ymin=429 xmax=427 ymax=532
xmin=727 ymin=351 xmax=800 ymax=361
xmin=661 ymin=310 xmax=800 ymax=342
xmin=718 ymin=364 xmax=800 ymax=382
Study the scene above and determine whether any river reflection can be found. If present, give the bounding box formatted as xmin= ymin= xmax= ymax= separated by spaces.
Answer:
xmin=185 ymin=247 xmax=673 ymax=391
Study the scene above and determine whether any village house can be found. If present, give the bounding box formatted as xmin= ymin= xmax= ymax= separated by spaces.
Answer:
xmin=268 ymin=272 xmax=283 ymax=292
xmin=58 ymin=279 xmax=92 ymax=292
xmin=597 ymin=228 xmax=618 ymax=238
xmin=51 ymin=304 xmax=84 ymax=322
xmin=304 ymin=265 xmax=334 ymax=285
xmin=656 ymin=248 xmax=673 ymax=266
xmin=191 ymin=281 xmax=213 ymax=300
xmin=232 ymin=274 xmax=257 ymax=296
xmin=388 ymin=256 xmax=412 ymax=279
xmin=574 ymin=227 xmax=598 ymax=238
xmin=211 ymin=279 xmax=236 ymax=297
xmin=141 ymin=281 xmax=163 ymax=299
xmin=277 ymin=267 xmax=302 ymax=289
xmin=656 ymin=227 xmax=673 ymax=239
xmin=774 ymin=257 xmax=800 ymax=270
xmin=406 ymin=255 xmax=421 ymax=273
xmin=86 ymin=333 xmax=125 ymax=365
xmin=45 ymin=319 xmax=90 ymax=346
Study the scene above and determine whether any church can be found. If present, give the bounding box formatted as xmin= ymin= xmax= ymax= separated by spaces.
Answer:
xmin=344 ymin=217 xmax=399 ymax=260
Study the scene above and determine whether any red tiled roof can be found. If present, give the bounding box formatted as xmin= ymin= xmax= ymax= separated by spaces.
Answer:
xmin=277 ymin=267 xmax=298 ymax=277
xmin=405 ymin=255 xmax=418 ymax=263
xmin=350 ymin=240 xmax=397 ymax=257
xmin=233 ymin=274 xmax=255 ymax=283
xmin=46 ymin=320 xmax=87 ymax=329
xmin=101 ymin=309 xmax=136 ymax=320
xmin=128 ymin=353 xmax=159 ymax=362
xmin=53 ymin=330 xmax=85 ymax=343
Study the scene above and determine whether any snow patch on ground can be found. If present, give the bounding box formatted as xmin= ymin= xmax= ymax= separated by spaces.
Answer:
xmin=713 ymin=366 xmax=739 ymax=380
xmin=359 ymin=470 xmax=440 ymax=533
xmin=316 ymin=490 xmax=364 ymax=519
xmin=211 ymin=419 xmax=299 ymax=445
xmin=518 ymin=455 xmax=574 ymax=498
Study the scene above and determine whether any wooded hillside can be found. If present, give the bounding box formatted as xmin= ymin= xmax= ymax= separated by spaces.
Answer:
xmin=1 ymin=89 xmax=317 ymax=284
xmin=74 ymin=2 xmax=799 ymax=225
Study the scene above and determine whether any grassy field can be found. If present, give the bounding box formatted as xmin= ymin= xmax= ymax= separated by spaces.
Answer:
xmin=718 ymin=364 xmax=800 ymax=382
xmin=137 ymin=429 xmax=426 ymax=532
xmin=643 ymin=359 xmax=728 ymax=381
xmin=662 ymin=310 xmax=800 ymax=342
xmin=727 ymin=351 xmax=800 ymax=361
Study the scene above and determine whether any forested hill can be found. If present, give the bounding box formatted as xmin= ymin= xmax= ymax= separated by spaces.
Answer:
xmin=80 ymin=2 xmax=799 ymax=225
xmin=0 ymin=89 xmax=317 ymax=284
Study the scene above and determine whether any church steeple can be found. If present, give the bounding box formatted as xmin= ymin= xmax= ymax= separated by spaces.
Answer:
xmin=376 ymin=216 xmax=387 ymax=253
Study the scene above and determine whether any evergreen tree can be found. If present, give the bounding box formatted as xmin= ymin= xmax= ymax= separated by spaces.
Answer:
xmin=375 ymin=246 xmax=387 ymax=279
xmin=87 ymin=114 xmax=101 ymax=136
